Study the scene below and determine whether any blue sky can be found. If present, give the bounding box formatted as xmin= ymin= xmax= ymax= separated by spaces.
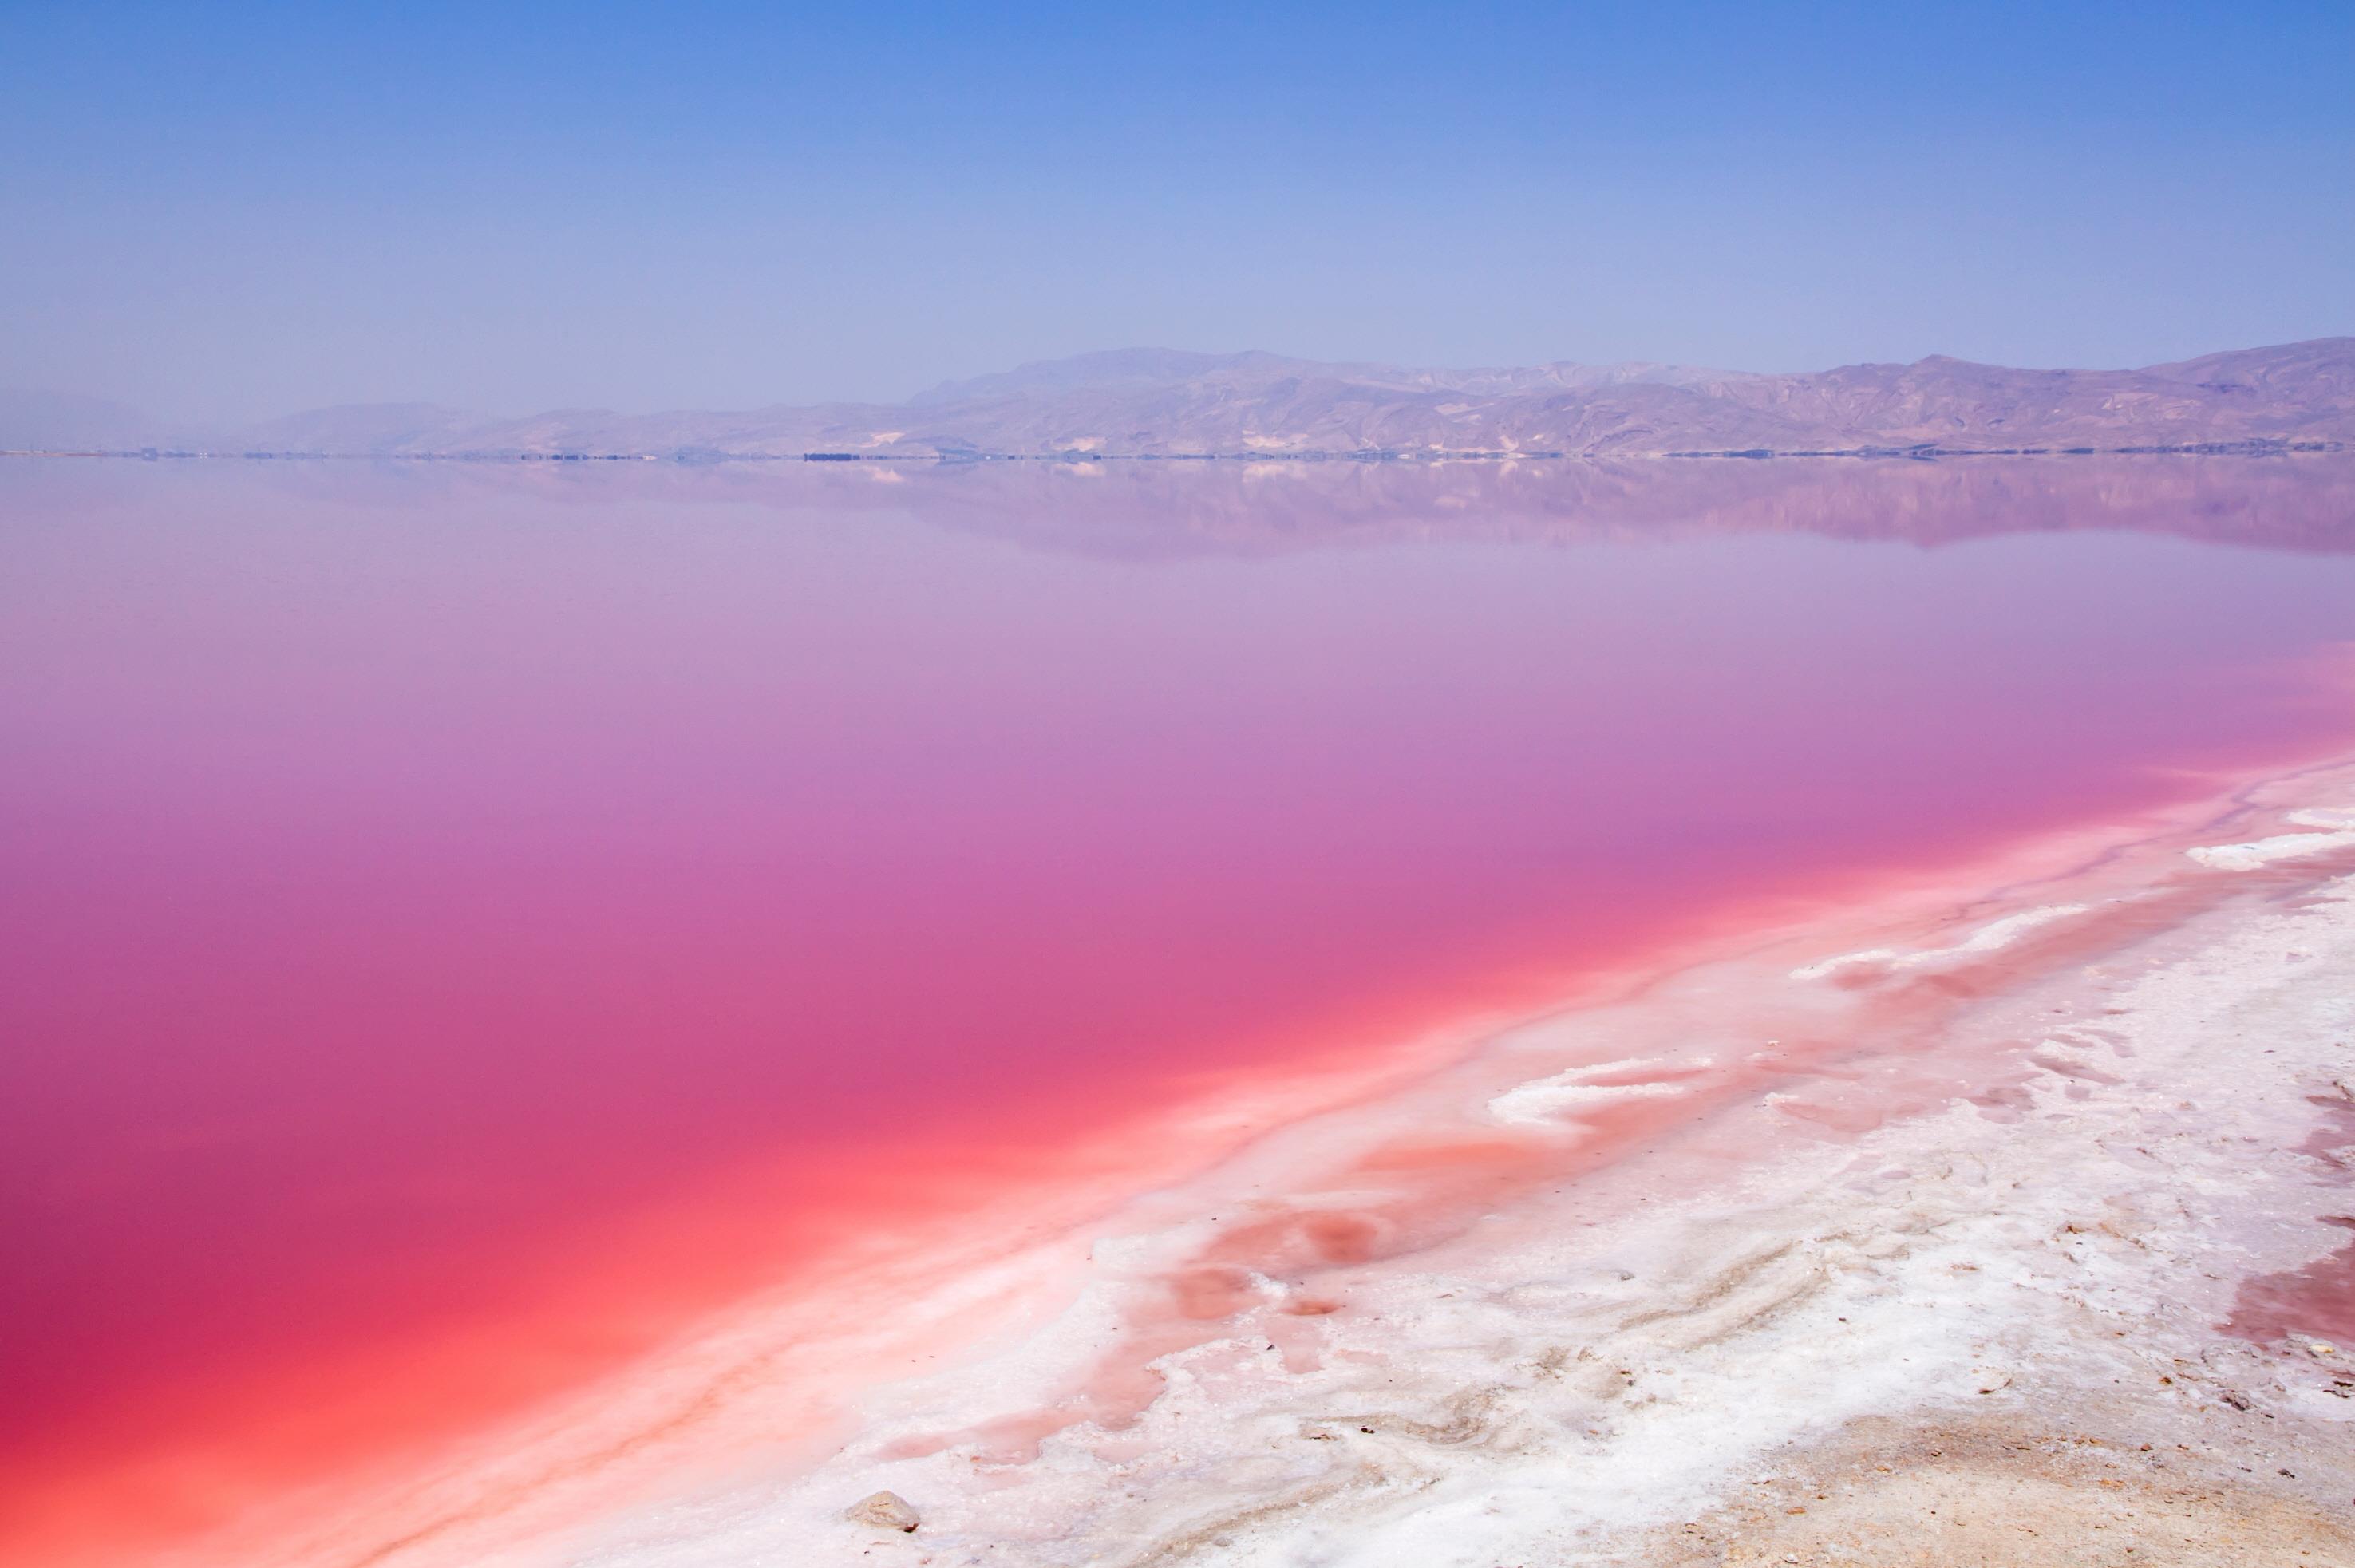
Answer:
xmin=3 ymin=2 xmax=2349 ymax=420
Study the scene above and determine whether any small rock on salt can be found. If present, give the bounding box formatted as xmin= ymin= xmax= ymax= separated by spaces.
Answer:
xmin=844 ymin=1490 xmax=921 ymax=1532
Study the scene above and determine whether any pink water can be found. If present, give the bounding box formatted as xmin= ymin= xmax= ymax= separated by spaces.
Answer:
xmin=5 ymin=455 xmax=2355 ymax=1559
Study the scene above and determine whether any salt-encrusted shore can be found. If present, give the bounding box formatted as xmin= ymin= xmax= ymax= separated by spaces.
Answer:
xmin=191 ymin=760 xmax=2355 ymax=1568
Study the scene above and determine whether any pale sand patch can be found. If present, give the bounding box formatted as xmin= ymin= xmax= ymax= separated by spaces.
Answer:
xmin=1634 ymin=1413 xmax=2355 ymax=1567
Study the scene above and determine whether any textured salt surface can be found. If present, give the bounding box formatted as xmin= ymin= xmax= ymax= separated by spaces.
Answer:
xmin=2186 ymin=806 xmax=2355 ymax=870
xmin=1784 ymin=902 xmax=2093 ymax=980
xmin=177 ymin=771 xmax=2350 ymax=1568
xmin=640 ymin=789 xmax=2353 ymax=1568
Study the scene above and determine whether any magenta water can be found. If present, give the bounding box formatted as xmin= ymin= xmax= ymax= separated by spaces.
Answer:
xmin=5 ymin=455 xmax=2354 ymax=1561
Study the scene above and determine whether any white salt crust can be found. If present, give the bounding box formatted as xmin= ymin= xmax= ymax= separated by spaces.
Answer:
xmin=2187 ymin=806 xmax=2355 ymax=870
xmin=1484 ymin=1060 xmax=1689 ymax=1125
xmin=1785 ymin=902 xmax=2092 ymax=980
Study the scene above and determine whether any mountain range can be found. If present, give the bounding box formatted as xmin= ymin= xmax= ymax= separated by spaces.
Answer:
xmin=8 ymin=339 xmax=2353 ymax=460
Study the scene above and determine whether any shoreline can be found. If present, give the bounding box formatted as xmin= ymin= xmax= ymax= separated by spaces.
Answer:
xmin=604 ymin=760 xmax=2355 ymax=1565
xmin=81 ymin=748 xmax=2353 ymax=1568
xmin=3 ymin=442 xmax=2346 ymax=464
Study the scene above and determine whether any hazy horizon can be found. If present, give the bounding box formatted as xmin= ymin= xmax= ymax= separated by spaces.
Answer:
xmin=6 ymin=2 xmax=2351 ymax=425
xmin=13 ymin=332 xmax=2355 ymax=440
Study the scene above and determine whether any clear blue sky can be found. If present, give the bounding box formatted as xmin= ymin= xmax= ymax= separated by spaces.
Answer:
xmin=4 ymin=2 xmax=2349 ymax=421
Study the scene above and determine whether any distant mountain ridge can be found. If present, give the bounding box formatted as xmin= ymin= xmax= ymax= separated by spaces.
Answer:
xmin=8 ymin=339 xmax=2352 ymax=460
xmin=903 ymin=348 xmax=1737 ymax=409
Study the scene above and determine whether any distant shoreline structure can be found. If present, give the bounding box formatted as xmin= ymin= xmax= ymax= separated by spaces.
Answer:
xmin=8 ymin=337 xmax=2351 ymax=462
xmin=2 ymin=440 xmax=2343 ymax=464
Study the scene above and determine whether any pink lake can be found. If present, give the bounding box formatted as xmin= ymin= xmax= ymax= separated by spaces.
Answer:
xmin=5 ymin=453 xmax=2355 ymax=1560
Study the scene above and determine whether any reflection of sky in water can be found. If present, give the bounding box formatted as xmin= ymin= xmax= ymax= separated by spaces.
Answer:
xmin=5 ymin=457 xmax=2355 ymax=1538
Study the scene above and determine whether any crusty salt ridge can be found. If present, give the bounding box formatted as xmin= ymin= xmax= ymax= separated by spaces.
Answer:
xmin=1784 ymin=902 xmax=2093 ymax=981
xmin=2185 ymin=805 xmax=2355 ymax=871
xmin=556 ymin=772 xmax=2355 ymax=1568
